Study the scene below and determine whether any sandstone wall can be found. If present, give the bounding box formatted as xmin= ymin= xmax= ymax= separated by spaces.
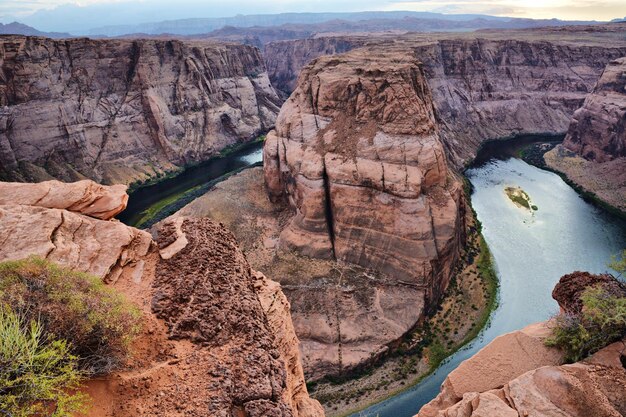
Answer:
xmin=544 ymin=57 xmax=626 ymax=212
xmin=264 ymin=36 xmax=626 ymax=167
xmin=561 ymin=57 xmax=626 ymax=162
xmin=264 ymin=37 xmax=367 ymax=97
xmin=263 ymin=47 xmax=465 ymax=356
xmin=0 ymin=36 xmax=282 ymax=184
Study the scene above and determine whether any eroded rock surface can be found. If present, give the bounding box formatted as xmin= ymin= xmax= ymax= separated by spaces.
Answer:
xmin=0 ymin=179 xmax=128 ymax=219
xmin=264 ymin=37 xmax=367 ymax=97
xmin=0 ymin=36 xmax=281 ymax=184
xmin=263 ymin=48 xmax=464 ymax=374
xmin=561 ymin=58 xmax=626 ymax=163
xmin=0 ymin=181 xmax=323 ymax=417
xmin=545 ymin=57 xmax=626 ymax=212
xmin=0 ymin=204 xmax=151 ymax=282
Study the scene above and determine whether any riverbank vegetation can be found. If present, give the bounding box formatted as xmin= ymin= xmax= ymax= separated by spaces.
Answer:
xmin=311 ymin=192 xmax=499 ymax=417
xmin=0 ymin=258 xmax=142 ymax=416
xmin=128 ymin=135 xmax=266 ymax=193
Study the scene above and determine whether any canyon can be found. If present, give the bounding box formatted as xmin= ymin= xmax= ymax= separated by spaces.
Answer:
xmin=0 ymin=179 xmax=323 ymax=417
xmin=0 ymin=21 xmax=625 ymax=417
xmin=0 ymin=36 xmax=281 ymax=185
xmin=262 ymin=25 xmax=626 ymax=166
xmin=545 ymin=56 xmax=626 ymax=213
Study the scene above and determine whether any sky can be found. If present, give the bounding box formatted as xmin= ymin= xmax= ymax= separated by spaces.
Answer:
xmin=1 ymin=0 xmax=625 ymax=33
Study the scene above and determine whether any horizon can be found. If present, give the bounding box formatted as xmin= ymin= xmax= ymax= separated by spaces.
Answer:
xmin=1 ymin=1 xmax=625 ymax=35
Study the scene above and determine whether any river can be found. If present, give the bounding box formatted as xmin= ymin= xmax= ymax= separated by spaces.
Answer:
xmin=353 ymin=138 xmax=626 ymax=417
xmin=118 ymin=141 xmax=264 ymax=228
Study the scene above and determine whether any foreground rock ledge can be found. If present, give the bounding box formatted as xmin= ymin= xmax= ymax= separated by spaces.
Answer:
xmin=418 ymin=272 xmax=626 ymax=417
xmin=0 ymin=180 xmax=323 ymax=417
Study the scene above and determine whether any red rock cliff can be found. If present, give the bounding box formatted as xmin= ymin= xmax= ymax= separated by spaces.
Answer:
xmin=561 ymin=57 xmax=626 ymax=163
xmin=264 ymin=34 xmax=626 ymax=166
xmin=0 ymin=36 xmax=282 ymax=184
xmin=263 ymin=46 xmax=464 ymax=333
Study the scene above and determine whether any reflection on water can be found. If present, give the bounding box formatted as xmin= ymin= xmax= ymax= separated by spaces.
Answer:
xmin=354 ymin=157 xmax=625 ymax=417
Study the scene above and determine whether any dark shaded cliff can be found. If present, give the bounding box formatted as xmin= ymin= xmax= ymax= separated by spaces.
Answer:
xmin=545 ymin=57 xmax=626 ymax=213
xmin=264 ymin=37 xmax=368 ymax=97
xmin=0 ymin=36 xmax=282 ymax=184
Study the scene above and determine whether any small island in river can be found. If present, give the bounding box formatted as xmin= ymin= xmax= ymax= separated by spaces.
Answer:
xmin=505 ymin=186 xmax=538 ymax=211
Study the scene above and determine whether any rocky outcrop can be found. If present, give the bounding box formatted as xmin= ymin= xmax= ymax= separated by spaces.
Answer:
xmin=0 ymin=204 xmax=152 ymax=282
xmin=418 ymin=273 xmax=626 ymax=417
xmin=265 ymin=35 xmax=626 ymax=167
xmin=552 ymin=271 xmax=626 ymax=315
xmin=561 ymin=58 xmax=626 ymax=162
xmin=0 ymin=181 xmax=323 ymax=417
xmin=0 ymin=179 xmax=128 ymax=219
xmin=419 ymin=342 xmax=626 ymax=417
xmin=545 ymin=57 xmax=626 ymax=213
xmin=418 ymin=322 xmax=564 ymax=417
xmin=263 ymin=47 xmax=464 ymax=373
xmin=0 ymin=36 xmax=282 ymax=185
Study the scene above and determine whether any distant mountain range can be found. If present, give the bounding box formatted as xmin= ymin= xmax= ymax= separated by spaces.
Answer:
xmin=88 ymin=12 xmax=600 ymax=37
xmin=0 ymin=22 xmax=69 ymax=38
xmin=0 ymin=11 xmax=614 ymax=42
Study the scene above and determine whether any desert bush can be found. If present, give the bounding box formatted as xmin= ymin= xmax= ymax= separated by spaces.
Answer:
xmin=0 ymin=307 xmax=87 ymax=417
xmin=0 ymin=257 xmax=142 ymax=375
xmin=547 ymin=285 xmax=626 ymax=362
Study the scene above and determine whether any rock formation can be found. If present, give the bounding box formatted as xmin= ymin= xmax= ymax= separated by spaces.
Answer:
xmin=263 ymin=47 xmax=465 ymax=373
xmin=0 ymin=36 xmax=282 ymax=184
xmin=545 ymin=57 xmax=626 ymax=212
xmin=0 ymin=180 xmax=323 ymax=417
xmin=264 ymin=34 xmax=626 ymax=166
xmin=561 ymin=58 xmax=626 ymax=163
xmin=417 ymin=272 xmax=626 ymax=417
xmin=0 ymin=179 xmax=128 ymax=219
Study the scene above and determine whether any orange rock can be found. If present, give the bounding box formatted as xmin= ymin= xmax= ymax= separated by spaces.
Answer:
xmin=0 ymin=179 xmax=128 ymax=220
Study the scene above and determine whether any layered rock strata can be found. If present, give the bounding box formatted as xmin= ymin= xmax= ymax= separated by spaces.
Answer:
xmin=264 ymin=35 xmax=626 ymax=166
xmin=545 ymin=57 xmax=626 ymax=212
xmin=0 ymin=180 xmax=323 ymax=417
xmin=263 ymin=48 xmax=464 ymax=373
xmin=264 ymin=37 xmax=367 ymax=97
xmin=561 ymin=57 xmax=626 ymax=163
xmin=0 ymin=36 xmax=281 ymax=184
xmin=418 ymin=272 xmax=626 ymax=417
xmin=0 ymin=179 xmax=128 ymax=219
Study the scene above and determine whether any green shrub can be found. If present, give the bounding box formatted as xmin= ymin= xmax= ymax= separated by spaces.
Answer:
xmin=0 ymin=257 xmax=142 ymax=375
xmin=0 ymin=307 xmax=87 ymax=417
xmin=610 ymin=249 xmax=626 ymax=275
xmin=547 ymin=285 xmax=626 ymax=362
